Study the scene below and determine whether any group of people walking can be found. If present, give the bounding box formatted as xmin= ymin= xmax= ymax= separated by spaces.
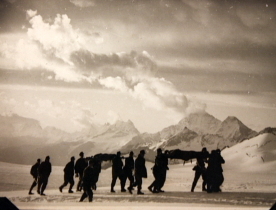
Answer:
xmin=28 ymin=147 xmax=225 ymax=202
xmin=191 ymin=148 xmax=225 ymax=193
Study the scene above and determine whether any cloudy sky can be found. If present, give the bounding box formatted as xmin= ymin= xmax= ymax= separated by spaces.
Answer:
xmin=0 ymin=0 xmax=275 ymax=133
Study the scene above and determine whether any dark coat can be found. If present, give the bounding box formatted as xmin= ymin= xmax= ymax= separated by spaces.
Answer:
xmin=123 ymin=156 xmax=134 ymax=172
xmin=38 ymin=161 xmax=51 ymax=177
xmin=64 ymin=161 xmax=75 ymax=177
xmin=135 ymin=154 xmax=147 ymax=178
xmin=82 ymin=166 xmax=96 ymax=186
xmin=112 ymin=155 xmax=123 ymax=175
xmin=30 ymin=162 xmax=40 ymax=179
xmin=153 ymin=153 xmax=168 ymax=172
xmin=75 ymin=158 xmax=87 ymax=175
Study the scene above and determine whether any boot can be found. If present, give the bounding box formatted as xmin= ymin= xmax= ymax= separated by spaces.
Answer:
xmin=29 ymin=182 xmax=37 ymax=195
xmin=79 ymin=193 xmax=87 ymax=202
xmin=127 ymin=186 xmax=132 ymax=194
xmin=68 ymin=184 xmax=74 ymax=193
xmin=137 ymin=191 xmax=144 ymax=195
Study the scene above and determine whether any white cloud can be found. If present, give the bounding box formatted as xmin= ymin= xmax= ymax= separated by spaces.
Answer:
xmin=70 ymin=0 xmax=96 ymax=8
xmin=98 ymin=77 xmax=130 ymax=93
xmin=26 ymin=9 xmax=37 ymax=19
xmin=1 ymin=11 xmax=205 ymax=121
xmin=132 ymin=78 xmax=189 ymax=113
xmin=14 ymin=39 xmax=45 ymax=69
xmin=27 ymin=14 xmax=85 ymax=65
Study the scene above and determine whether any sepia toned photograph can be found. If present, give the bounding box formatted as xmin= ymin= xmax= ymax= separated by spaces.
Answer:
xmin=0 ymin=0 xmax=276 ymax=209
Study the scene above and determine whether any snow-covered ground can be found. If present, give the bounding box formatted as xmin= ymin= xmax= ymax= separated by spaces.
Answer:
xmin=0 ymin=133 xmax=276 ymax=209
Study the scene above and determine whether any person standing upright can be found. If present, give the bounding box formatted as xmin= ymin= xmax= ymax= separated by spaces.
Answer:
xmin=148 ymin=148 xmax=162 ymax=193
xmin=59 ymin=156 xmax=75 ymax=193
xmin=28 ymin=158 xmax=40 ymax=195
xmin=206 ymin=149 xmax=225 ymax=193
xmin=79 ymin=159 xmax=96 ymax=202
xmin=75 ymin=152 xmax=87 ymax=192
xmin=148 ymin=148 xmax=169 ymax=193
xmin=110 ymin=151 xmax=125 ymax=193
xmin=191 ymin=147 xmax=209 ymax=192
xmin=159 ymin=150 xmax=169 ymax=192
xmin=37 ymin=156 xmax=51 ymax=196
xmin=92 ymin=156 xmax=102 ymax=190
xmin=122 ymin=151 xmax=135 ymax=194
xmin=135 ymin=150 xmax=147 ymax=195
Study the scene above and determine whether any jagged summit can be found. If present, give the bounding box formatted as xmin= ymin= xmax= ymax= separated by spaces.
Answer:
xmin=178 ymin=111 xmax=222 ymax=135
xmin=217 ymin=116 xmax=257 ymax=143
xmin=164 ymin=127 xmax=198 ymax=148
xmin=106 ymin=119 xmax=140 ymax=134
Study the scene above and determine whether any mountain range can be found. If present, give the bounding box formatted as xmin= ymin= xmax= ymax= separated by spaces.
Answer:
xmin=0 ymin=111 xmax=273 ymax=165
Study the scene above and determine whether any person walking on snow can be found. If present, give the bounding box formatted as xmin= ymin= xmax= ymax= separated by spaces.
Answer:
xmin=110 ymin=151 xmax=125 ymax=193
xmin=59 ymin=156 xmax=75 ymax=193
xmin=28 ymin=158 xmax=40 ymax=195
xmin=79 ymin=159 xmax=97 ymax=202
xmin=122 ymin=151 xmax=135 ymax=194
xmin=75 ymin=152 xmax=87 ymax=192
xmin=135 ymin=150 xmax=147 ymax=195
xmin=191 ymin=147 xmax=209 ymax=192
xmin=37 ymin=156 xmax=51 ymax=196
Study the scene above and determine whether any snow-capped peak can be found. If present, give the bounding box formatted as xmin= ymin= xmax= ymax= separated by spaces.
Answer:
xmin=178 ymin=111 xmax=222 ymax=135
xmin=107 ymin=119 xmax=140 ymax=134
xmin=217 ymin=116 xmax=257 ymax=143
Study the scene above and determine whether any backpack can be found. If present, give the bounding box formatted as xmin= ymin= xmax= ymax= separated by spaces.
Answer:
xmin=30 ymin=164 xmax=37 ymax=177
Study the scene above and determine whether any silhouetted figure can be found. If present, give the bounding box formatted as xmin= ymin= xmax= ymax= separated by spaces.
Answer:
xmin=111 ymin=151 xmax=125 ymax=193
xmin=206 ymin=149 xmax=225 ymax=193
xmin=75 ymin=152 xmax=88 ymax=192
xmin=135 ymin=150 xmax=147 ymax=195
xmin=28 ymin=158 xmax=41 ymax=195
xmin=148 ymin=148 xmax=163 ymax=193
xmin=92 ymin=156 xmax=102 ymax=190
xmin=191 ymin=147 xmax=209 ymax=192
xmin=159 ymin=150 xmax=169 ymax=192
xmin=37 ymin=156 xmax=51 ymax=196
xmin=122 ymin=151 xmax=135 ymax=194
xmin=59 ymin=156 xmax=75 ymax=193
xmin=79 ymin=159 xmax=96 ymax=202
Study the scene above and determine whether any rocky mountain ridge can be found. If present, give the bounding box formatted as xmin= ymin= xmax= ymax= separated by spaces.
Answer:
xmin=121 ymin=112 xmax=258 ymax=154
xmin=0 ymin=112 xmax=272 ymax=165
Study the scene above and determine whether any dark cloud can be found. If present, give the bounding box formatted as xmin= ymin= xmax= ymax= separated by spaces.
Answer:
xmin=70 ymin=50 xmax=157 ymax=74
xmin=0 ymin=68 xmax=101 ymax=89
xmin=0 ymin=0 xmax=25 ymax=32
xmin=157 ymin=64 xmax=276 ymax=93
